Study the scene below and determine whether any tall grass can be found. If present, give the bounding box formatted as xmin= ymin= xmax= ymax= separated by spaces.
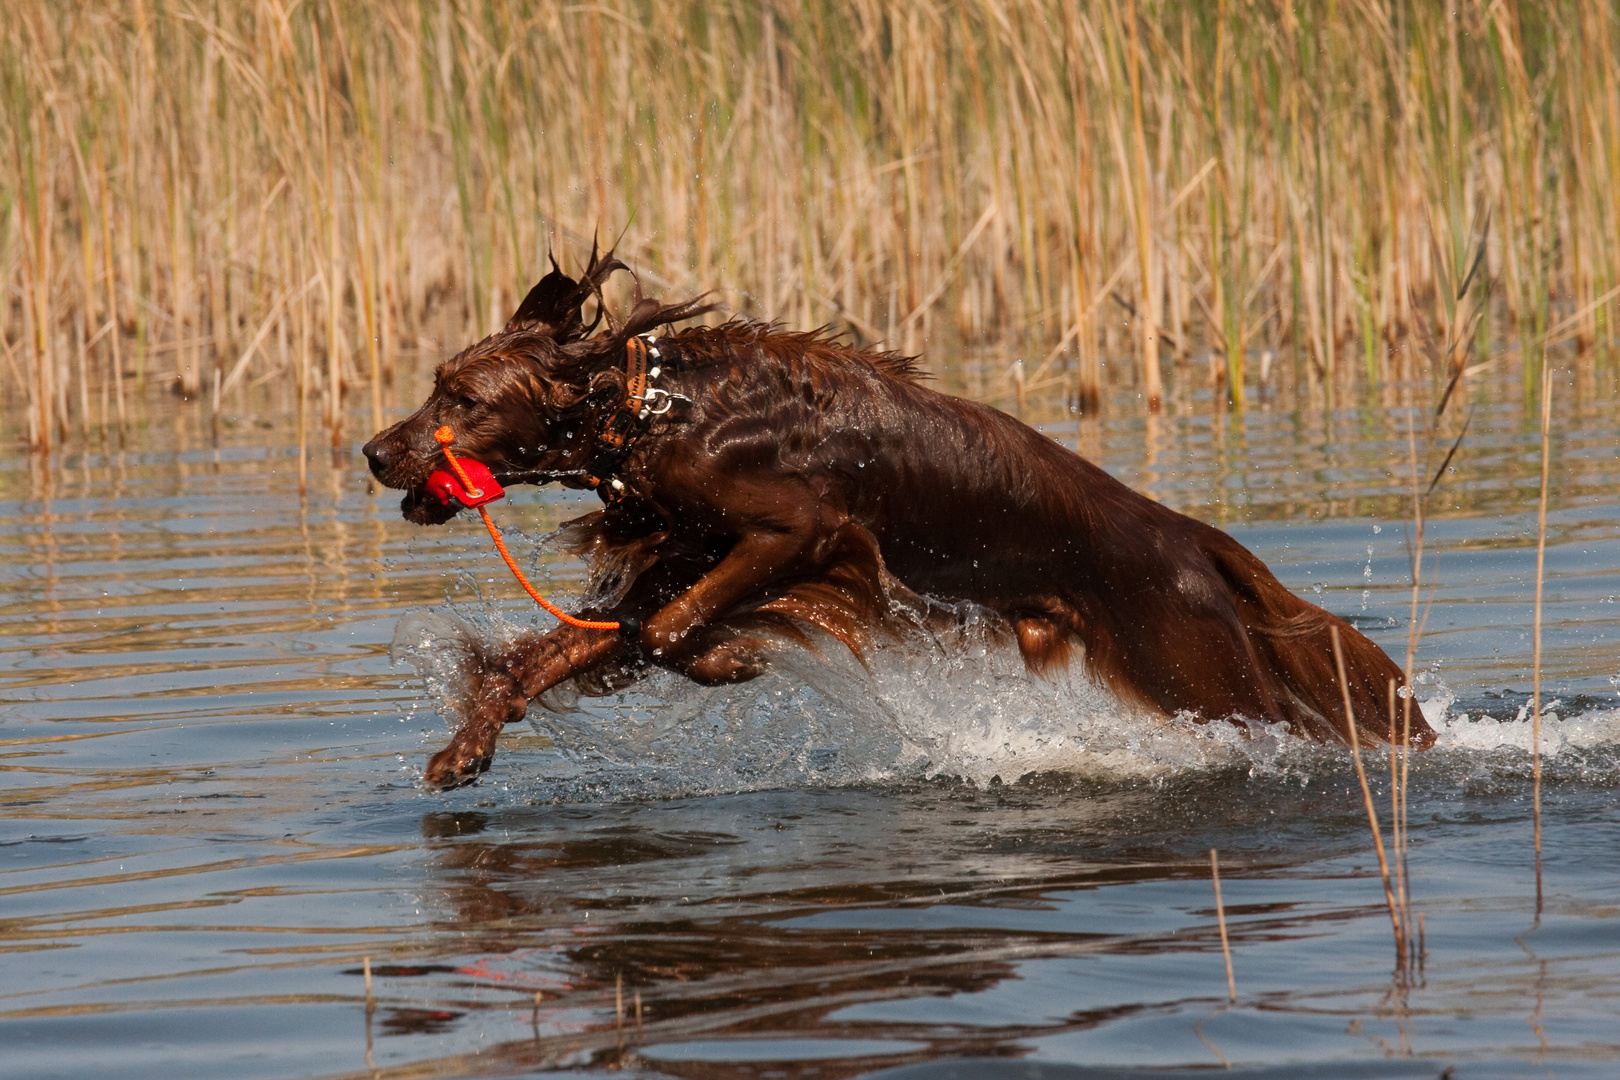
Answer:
xmin=3 ymin=0 xmax=1616 ymax=452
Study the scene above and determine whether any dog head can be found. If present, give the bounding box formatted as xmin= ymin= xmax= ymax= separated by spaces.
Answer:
xmin=363 ymin=249 xmax=708 ymax=524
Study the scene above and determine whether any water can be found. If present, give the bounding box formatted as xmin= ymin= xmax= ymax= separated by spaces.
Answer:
xmin=3 ymin=368 xmax=1619 ymax=1080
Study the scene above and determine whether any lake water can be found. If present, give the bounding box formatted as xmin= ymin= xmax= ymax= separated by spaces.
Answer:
xmin=3 ymin=360 xmax=1618 ymax=1080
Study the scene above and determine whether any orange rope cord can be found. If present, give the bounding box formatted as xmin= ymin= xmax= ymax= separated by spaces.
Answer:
xmin=434 ymin=426 xmax=622 ymax=632
xmin=433 ymin=425 xmax=484 ymax=499
xmin=476 ymin=505 xmax=621 ymax=630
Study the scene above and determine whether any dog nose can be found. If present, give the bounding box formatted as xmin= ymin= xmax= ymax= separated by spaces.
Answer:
xmin=362 ymin=438 xmax=391 ymax=478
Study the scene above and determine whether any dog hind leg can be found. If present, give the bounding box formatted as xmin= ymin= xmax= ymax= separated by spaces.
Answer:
xmin=1203 ymin=537 xmax=1426 ymax=747
xmin=1102 ymin=598 xmax=1292 ymax=730
xmin=1013 ymin=611 xmax=1077 ymax=677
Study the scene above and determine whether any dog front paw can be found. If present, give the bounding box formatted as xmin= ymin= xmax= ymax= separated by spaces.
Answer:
xmin=423 ymin=740 xmax=493 ymax=791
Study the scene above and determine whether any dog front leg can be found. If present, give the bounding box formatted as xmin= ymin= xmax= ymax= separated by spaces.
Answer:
xmin=424 ymin=625 xmax=625 ymax=790
xmin=637 ymin=529 xmax=814 ymax=662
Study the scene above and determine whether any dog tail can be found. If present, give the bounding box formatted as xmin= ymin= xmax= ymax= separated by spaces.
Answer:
xmin=1210 ymin=539 xmax=1436 ymax=749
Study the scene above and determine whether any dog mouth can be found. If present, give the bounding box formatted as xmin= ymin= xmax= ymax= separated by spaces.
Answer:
xmin=400 ymin=483 xmax=462 ymax=526
xmin=380 ymin=455 xmax=585 ymax=526
xmin=396 ymin=462 xmax=559 ymax=526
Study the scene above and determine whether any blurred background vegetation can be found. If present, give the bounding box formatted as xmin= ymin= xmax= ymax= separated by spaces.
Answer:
xmin=2 ymin=0 xmax=1616 ymax=457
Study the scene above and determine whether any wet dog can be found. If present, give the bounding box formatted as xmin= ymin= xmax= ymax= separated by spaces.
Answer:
xmin=365 ymin=252 xmax=1433 ymax=789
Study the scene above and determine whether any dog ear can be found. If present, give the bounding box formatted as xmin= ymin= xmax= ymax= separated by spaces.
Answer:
xmin=506 ymin=255 xmax=583 ymax=338
xmin=572 ymin=240 xmax=629 ymax=337
xmin=507 ymin=245 xmax=632 ymax=343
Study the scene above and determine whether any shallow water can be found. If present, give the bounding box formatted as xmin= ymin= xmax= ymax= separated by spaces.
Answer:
xmin=3 ymin=367 xmax=1619 ymax=1080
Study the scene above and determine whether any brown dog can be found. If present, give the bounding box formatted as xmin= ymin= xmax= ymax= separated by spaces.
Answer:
xmin=365 ymin=252 xmax=1433 ymax=790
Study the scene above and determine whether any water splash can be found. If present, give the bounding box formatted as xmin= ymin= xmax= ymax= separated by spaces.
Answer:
xmin=395 ymin=599 xmax=1313 ymax=798
xmin=390 ymin=596 xmax=1620 ymax=799
xmin=1430 ymin=698 xmax=1620 ymax=757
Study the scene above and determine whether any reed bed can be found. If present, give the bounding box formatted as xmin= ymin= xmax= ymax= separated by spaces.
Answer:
xmin=2 ymin=0 xmax=1616 ymax=454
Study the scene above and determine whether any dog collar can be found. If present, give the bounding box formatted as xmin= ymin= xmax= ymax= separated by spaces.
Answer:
xmin=583 ymin=334 xmax=688 ymax=502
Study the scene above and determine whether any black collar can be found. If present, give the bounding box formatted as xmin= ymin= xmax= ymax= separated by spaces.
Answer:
xmin=583 ymin=334 xmax=685 ymax=502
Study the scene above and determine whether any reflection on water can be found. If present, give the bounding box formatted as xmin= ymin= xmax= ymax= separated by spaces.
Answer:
xmin=2 ymin=368 xmax=1619 ymax=1080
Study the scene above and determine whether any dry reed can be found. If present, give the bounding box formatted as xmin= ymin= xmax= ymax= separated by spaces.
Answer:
xmin=1210 ymin=848 xmax=1235 ymax=1002
xmin=1331 ymin=625 xmax=1405 ymax=967
xmin=2 ymin=1 xmax=1614 ymax=451
xmin=1532 ymin=349 xmax=1553 ymax=911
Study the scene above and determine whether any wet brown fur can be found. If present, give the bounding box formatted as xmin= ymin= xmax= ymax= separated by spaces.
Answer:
xmin=365 ymin=253 xmax=1434 ymax=789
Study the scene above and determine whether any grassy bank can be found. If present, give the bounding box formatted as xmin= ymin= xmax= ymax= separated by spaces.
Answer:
xmin=2 ymin=0 xmax=1616 ymax=453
